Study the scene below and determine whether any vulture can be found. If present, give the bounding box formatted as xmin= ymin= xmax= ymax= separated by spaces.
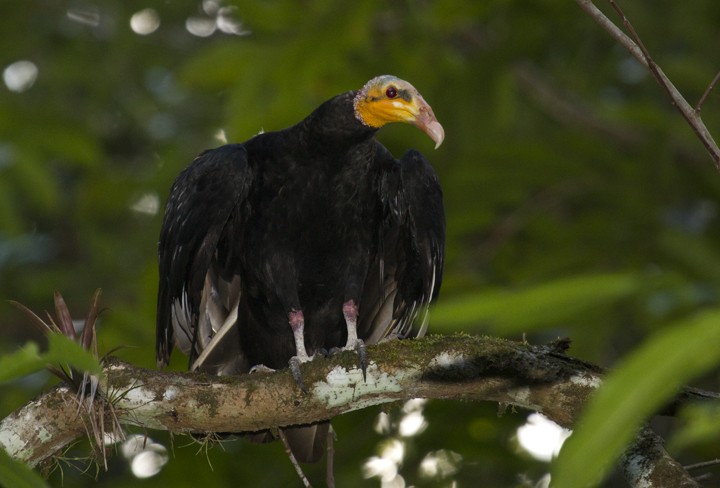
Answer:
xmin=156 ymin=75 xmax=446 ymax=463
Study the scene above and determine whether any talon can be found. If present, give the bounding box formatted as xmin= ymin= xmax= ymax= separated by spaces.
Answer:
xmin=355 ymin=339 xmax=367 ymax=381
xmin=289 ymin=356 xmax=307 ymax=394
xmin=249 ymin=364 xmax=275 ymax=374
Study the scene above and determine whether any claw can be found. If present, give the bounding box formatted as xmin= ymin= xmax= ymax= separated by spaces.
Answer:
xmin=328 ymin=339 xmax=367 ymax=380
xmin=355 ymin=339 xmax=367 ymax=381
xmin=249 ymin=364 xmax=275 ymax=374
xmin=289 ymin=356 xmax=307 ymax=394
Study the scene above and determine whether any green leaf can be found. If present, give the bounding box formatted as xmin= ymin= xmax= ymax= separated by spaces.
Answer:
xmin=0 ymin=447 xmax=48 ymax=488
xmin=0 ymin=343 xmax=45 ymax=384
xmin=431 ymin=272 xmax=640 ymax=333
xmin=45 ymin=334 xmax=102 ymax=376
xmin=668 ymin=402 xmax=720 ymax=453
xmin=0 ymin=335 xmax=101 ymax=385
xmin=551 ymin=308 xmax=720 ymax=488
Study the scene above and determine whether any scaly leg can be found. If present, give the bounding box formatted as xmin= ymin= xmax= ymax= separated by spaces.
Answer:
xmin=342 ymin=299 xmax=367 ymax=380
xmin=288 ymin=309 xmax=312 ymax=392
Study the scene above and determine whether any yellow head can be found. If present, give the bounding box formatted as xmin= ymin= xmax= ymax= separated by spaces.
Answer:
xmin=353 ymin=75 xmax=445 ymax=149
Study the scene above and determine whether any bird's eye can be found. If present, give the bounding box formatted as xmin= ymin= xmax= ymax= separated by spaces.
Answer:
xmin=385 ymin=86 xmax=398 ymax=99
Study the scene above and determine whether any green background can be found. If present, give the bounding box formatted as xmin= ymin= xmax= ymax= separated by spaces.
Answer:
xmin=2 ymin=1 xmax=720 ymax=486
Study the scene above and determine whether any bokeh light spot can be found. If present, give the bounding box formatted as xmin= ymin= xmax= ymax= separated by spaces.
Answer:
xmin=185 ymin=17 xmax=216 ymax=37
xmin=130 ymin=8 xmax=160 ymax=35
xmin=516 ymin=413 xmax=572 ymax=462
xmin=3 ymin=61 xmax=38 ymax=93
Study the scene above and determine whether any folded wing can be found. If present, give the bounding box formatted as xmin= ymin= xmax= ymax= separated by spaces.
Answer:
xmin=156 ymin=144 xmax=254 ymax=373
xmin=361 ymin=148 xmax=445 ymax=344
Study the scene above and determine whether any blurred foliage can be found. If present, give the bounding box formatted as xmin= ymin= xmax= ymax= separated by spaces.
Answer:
xmin=553 ymin=307 xmax=720 ymax=487
xmin=1 ymin=0 xmax=720 ymax=486
xmin=670 ymin=402 xmax=720 ymax=454
xmin=0 ymin=333 xmax=101 ymax=384
xmin=0 ymin=447 xmax=47 ymax=488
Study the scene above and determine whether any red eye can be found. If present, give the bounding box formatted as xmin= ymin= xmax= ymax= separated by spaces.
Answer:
xmin=385 ymin=86 xmax=398 ymax=99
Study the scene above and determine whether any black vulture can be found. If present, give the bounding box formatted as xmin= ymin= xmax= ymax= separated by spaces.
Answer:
xmin=156 ymin=75 xmax=446 ymax=463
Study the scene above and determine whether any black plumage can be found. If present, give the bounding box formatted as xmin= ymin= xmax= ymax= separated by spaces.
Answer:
xmin=156 ymin=75 xmax=445 ymax=463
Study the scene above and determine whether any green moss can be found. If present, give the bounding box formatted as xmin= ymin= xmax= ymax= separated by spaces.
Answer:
xmin=193 ymin=389 xmax=220 ymax=418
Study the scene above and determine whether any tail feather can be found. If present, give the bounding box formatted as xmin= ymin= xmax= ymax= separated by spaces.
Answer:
xmin=279 ymin=422 xmax=330 ymax=464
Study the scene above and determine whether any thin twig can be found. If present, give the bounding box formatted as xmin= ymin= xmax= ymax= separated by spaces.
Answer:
xmin=326 ymin=426 xmax=336 ymax=488
xmin=277 ymin=429 xmax=312 ymax=488
xmin=607 ymin=1 xmax=663 ymax=87
xmin=575 ymin=0 xmax=643 ymax=61
xmin=575 ymin=0 xmax=720 ymax=170
xmin=692 ymin=473 xmax=712 ymax=482
xmin=607 ymin=0 xmax=720 ymax=168
xmin=697 ymin=71 xmax=720 ymax=113
xmin=685 ymin=458 xmax=720 ymax=471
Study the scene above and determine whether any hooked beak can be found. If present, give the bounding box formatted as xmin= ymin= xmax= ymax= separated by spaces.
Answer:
xmin=409 ymin=95 xmax=445 ymax=149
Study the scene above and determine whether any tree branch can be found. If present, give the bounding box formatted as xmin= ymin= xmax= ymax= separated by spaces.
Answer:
xmin=575 ymin=0 xmax=720 ymax=169
xmin=697 ymin=71 xmax=720 ymax=114
xmin=622 ymin=427 xmax=701 ymax=488
xmin=1 ymin=334 xmax=710 ymax=486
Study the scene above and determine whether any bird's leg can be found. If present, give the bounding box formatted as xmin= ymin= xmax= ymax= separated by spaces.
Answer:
xmin=290 ymin=309 xmax=312 ymax=362
xmin=342 ymin=299 xmax=367 ymax=380
xmin=288 ymin=309 xmax=312 ymax=393
xmin=249 ymin=364 xmax=276 ymax=374
xmin=342 ymin=300 xmax=359 ymax=348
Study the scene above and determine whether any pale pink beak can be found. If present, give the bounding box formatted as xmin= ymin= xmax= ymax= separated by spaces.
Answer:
xmin=411 ymin=94 xmax=445 ymax=149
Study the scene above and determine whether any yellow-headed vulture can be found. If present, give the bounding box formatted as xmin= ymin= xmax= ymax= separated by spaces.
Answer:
xmin=156 ymin=75 xmax=445 ymax=463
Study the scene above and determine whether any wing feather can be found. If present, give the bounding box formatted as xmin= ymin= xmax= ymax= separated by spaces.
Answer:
xmin=156 ymin=144 xmax=253 ymax=369
xmin=361 ymin=148 xmax=445 ymax=343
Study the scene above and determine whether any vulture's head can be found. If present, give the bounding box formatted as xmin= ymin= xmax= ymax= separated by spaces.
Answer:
xmin=353 ymin=75 xmax=445 ymax=149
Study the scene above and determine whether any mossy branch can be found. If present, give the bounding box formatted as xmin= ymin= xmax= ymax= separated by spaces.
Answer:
xmin=0 ymin=333 xmax=707 ymax=486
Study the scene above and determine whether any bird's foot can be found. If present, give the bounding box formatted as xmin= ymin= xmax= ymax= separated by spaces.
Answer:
xmin=339 ymin=299 xmax=368 ymax=380
xmin=348 ymin=338 xmax=368 ymax=381
xmin=329 ymin=338 xmax=368 ymax=381
xmin=288 ymin=354 xmax=315 ymax=394
xmin=249 ymin=364 xmax=276 ymax=374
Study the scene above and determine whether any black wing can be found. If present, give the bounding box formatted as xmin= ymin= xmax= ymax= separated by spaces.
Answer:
xmin=156 ymin=144 xmax=254 ymax=371
xmin=360 ymin=148 xmax=445 ymax=343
